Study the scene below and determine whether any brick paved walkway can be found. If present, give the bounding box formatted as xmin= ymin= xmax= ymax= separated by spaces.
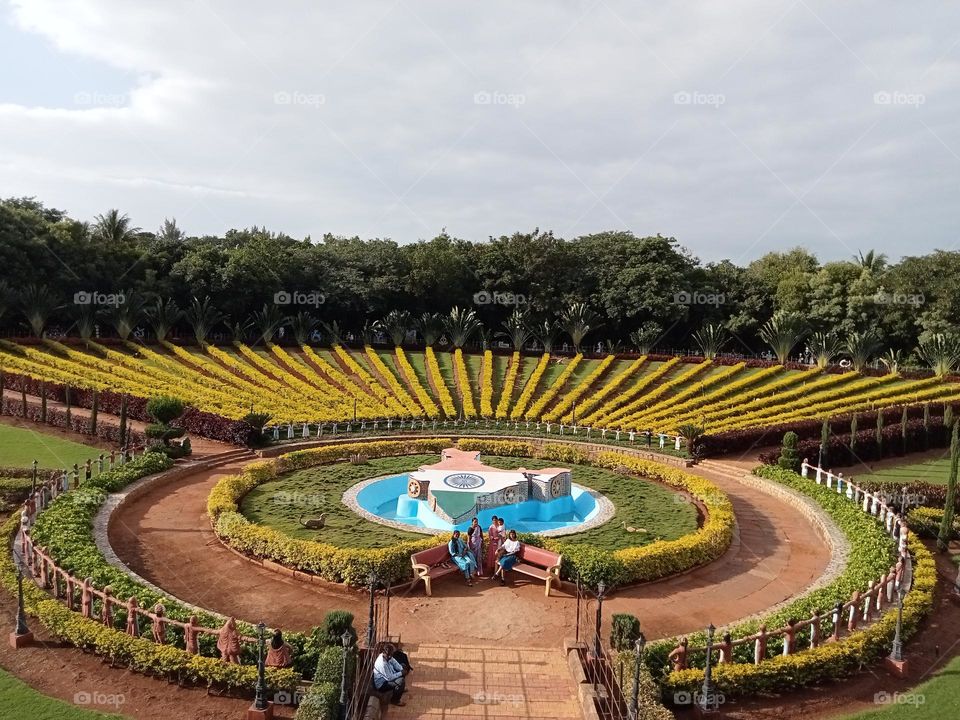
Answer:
xmin=389 ymin=644 xmax=581 ymax=720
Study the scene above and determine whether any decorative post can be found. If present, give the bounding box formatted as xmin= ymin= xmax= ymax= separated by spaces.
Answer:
xmin=31 ymin=460 xmax=37 ymax=494
xmin=9 ymin=565 xmax=33 ymax=648
xmin=594 ymin=581 xmax=607 ymax=658
xmin=885 ymin=555 xmax=913 ymax=677
xmin=250 ymin=622 xmax=273 ymax=718
xmin=367 ymin=573 xmax=378 ymax=648
xmin=629 ymin=633 xmax=646 ymax=720
xmin=698 ymin=624 xmax=719 ymax=713
xmin=754 ymin=624 xmax=767 ymax=663
xmin=339 ymin=629 xmax=353 ymax=720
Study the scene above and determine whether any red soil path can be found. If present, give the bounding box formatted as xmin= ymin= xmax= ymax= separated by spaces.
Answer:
xmin=107 ymin=455 xmax=831 ymax=645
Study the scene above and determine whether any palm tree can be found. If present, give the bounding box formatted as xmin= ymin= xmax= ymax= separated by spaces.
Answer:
xmin=321 ymin=320 xmax=345 ymax=345
xmin=228 ymin=317 xmax=253 ymax=343
xmin=92 ymin=209 xmax=141 ymax=243
xmin=157 ymin=218 xmax=185 ymax=243
xmin=758 ymin=312 xmax=807 ymax=364
xmin=443 ymin=306 xmax=481 ymax=348
xmin=532 ymin=319 xmax=559 ymax=353
xmin=808 ymin=331 xmax=842 ymax=369
xmin=677 ymin=421 xmax=707 ymax=456
xmin=360 ymin=319 xmax=379 ymax=345
xmin=416 ymin=312 xmax=444 ymax=347
xmin=184 ymin=296 xmax=225 ymax=345
xmin=106 ymin=290 xmax=146 ymax=340
xmin=629 ymin=323 xmax=662 ymax=355
xmin=844 ymin=330 xmax=882 ymax=372
xmin=249 ymin=303 xmax=288 ymax=344
xmin=692 ymin=323 xmax=728 ymax=360
xmin=382 ymin=310 xmax=411 ymax=347
xmin=290 ymin=311 xmax=318 ymax=345
xmin=916 ymin=334 xmax=960 ymax=377
xmin=145 ymin=298 xmax=182 ymax=342
xmin=19 ymin=284 xmax=59 ymax=338
xmin=879 ymin=348 xmax=905 ymax=375
xmin=854 ymin=249 xmax=888 ymax=275
xmin=73 ymin=304 xmax=97 ymax=341
xmin=499 ymin=309 xmax=532 ymax=351
xmin=559 ymin=302 xmax=599 ymax=352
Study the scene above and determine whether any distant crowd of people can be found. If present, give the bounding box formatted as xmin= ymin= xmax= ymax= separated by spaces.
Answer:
xmin=447 ymin=515 xmax=521 ymax=586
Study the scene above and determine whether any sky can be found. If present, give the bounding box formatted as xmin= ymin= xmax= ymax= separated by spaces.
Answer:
xmin=0 ymin=1 xmax=958 ymax=264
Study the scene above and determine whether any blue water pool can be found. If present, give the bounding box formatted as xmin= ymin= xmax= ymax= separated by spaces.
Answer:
xmin=353 ymin=473 xmax=602 ymax=533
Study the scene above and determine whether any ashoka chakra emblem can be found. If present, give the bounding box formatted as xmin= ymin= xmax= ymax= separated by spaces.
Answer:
xmin=443 ymin=473 xmax=484 ymax=489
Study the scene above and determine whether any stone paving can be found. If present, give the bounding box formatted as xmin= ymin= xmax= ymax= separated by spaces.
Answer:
xmin=388 ymin=643 xmax=581 ymax=720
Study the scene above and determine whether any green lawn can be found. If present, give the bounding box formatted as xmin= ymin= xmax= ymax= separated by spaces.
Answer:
xmin=0 ymin=424 xmax=103 ymax=469
xmin=240 ymin=454 xmax=698 ymax=550
xmin=856 ymin=455 xmax=954 ymax=486
xmin=0 ymin=668 xmax=126 ymax=719
xmin=844 ymin=654 xmax=960 ymax=718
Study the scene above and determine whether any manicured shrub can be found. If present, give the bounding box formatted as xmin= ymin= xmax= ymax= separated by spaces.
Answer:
xmin=778 ymin=431 xmax=800 ymax=472
xmin=611 ymin=613 xmax=642 ymax=651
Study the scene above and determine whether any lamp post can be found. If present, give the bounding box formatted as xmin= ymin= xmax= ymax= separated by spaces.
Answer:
xmin=889 ymin=553 xmax=913 ymax=670
xmin=629 ymin=633 xmax=646 ymax=720
xmin=594 ymin=581 xmax=607 ymax=658
xmin=9 ymin=545 xmax=32 ymax=649
xmin=254 ymin=622 xmax=268 ymax=711
xmin=698 ymin=624 xmax=719 ymax=714
xmin=339 ymin=629 xmax=353 ymax=720
xmin=31 ymin=460 xmax=37 ymax=494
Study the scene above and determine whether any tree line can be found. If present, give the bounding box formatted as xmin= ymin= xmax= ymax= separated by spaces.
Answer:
xmin=1 ymin=196 xmax=958 ymax=369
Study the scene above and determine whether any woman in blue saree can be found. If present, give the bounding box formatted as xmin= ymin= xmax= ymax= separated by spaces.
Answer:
xmin=448 ymin=529 xmax=479 ymax=586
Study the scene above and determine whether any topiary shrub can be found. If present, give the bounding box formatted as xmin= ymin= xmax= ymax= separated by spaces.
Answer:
xmin=610 ymin=613 xmax=642 ymax=651
xmin=778 ymin=431 xmax=800 ymax=472
xmin=145 ymin=395 xmax=189 ymax=457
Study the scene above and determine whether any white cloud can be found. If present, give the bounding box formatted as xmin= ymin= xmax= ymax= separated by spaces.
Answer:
xmin=0 ymin=0 xmax=958 ymax=261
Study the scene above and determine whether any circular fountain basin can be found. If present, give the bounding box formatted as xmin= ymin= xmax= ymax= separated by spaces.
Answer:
xmin=348 ymin=473 xmax=612 ymax=536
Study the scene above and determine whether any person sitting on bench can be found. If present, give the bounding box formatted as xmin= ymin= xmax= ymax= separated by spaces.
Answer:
xmin=493 ymin=529 xmax=521 ymax=585
xmin=373 ymin=643 xmax=406 ymax=706
xmin=448 ymin=529 xmax=479 ymax=586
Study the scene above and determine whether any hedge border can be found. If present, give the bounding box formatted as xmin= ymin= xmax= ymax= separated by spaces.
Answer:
xmin=207 ymin=437 xmax=735 ymax=588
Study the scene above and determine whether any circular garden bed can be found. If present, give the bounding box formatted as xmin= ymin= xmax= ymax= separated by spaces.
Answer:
xmin=208 ymin=437 xmax=735 ymax=587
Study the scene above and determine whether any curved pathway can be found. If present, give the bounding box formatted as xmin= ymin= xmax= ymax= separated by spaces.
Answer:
xmin=108 ymin=453 xmax=834 ymax=645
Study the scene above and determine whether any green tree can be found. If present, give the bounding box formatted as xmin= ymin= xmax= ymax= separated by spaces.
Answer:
xmin=938 ymin=421 xmax=959 ymax=551
xmin=692 ymin=323 xmax=728 ymax=360
xmin=559 ymin=302 xmax=600 ymax=352
xmin=779 ymin=431 xmax=801 ymax=472
xmin=92 ymin=209 xmax=141 ymax=243
xmin=758 ymin=312 xmax=807 ymax=363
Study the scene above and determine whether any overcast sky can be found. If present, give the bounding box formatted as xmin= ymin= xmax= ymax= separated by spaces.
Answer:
xmin=0 ymin=1 xmax=957 ymax=263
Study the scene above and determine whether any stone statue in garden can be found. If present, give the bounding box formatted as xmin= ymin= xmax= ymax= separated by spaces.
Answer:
xmin=217 ymin=617 xmax=242 ymax=663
